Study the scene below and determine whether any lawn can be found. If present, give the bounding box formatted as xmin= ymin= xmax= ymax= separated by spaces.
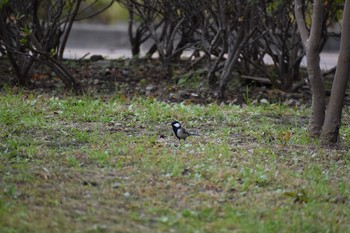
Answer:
xmin=1 ymin=88 xmax=350 ymax=233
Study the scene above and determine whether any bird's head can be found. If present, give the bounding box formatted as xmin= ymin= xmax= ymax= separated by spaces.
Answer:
xmin=171 ymin=121 xmax=181 ymax=129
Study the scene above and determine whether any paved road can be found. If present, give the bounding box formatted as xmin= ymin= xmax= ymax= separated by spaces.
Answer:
xmin=65 ymin=23 xmax=131 ymax=59
xmin=65 ymin=23 xmax=339 ymax=69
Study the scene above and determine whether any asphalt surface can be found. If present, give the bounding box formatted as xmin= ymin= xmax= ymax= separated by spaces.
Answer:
xmin=65 ymin=23 xmax=339 ymax=69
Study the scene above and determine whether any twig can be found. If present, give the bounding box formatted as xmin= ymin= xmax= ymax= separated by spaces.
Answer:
xmin=78 ymin=52 xmax=90 ymax=61
xmin=322 ymin=66 xmax=336 ymax=76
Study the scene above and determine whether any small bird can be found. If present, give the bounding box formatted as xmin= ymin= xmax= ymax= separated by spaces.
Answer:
xmin=171 ymin=121 xmax=198 ymax=141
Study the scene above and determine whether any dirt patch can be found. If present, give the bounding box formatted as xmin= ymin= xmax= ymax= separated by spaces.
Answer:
xmin=0 ymin=57 xmax=314 ymax=105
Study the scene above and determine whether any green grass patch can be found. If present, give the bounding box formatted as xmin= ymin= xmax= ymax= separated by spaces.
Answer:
xmin=1 ymin=90 xmax=350 ymax=232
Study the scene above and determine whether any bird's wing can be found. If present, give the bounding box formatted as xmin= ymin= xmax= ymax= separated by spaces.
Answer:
xmin=183 ymin=128 xmax=199 ymax=136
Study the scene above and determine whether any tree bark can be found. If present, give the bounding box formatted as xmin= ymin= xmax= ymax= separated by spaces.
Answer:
xmin=219 ymin=15 xmax=252 ymax=98
xmin=295 ymin=0 xmax=325 ymax=136
xmin=320 ymin=0 xmax=350 ymax=144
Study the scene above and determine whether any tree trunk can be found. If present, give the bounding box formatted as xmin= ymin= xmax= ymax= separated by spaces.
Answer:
xmin=7 ymin=52 xmax=34 ymax=86
xmin=128 ymin=6 xmax=141 ymax=57
xmin=219 ymin=23 xmax=250 ymax=98
xmin=294 ymin=0 xmax=325 ymax=136
xmin=320 ymin=0 xmax=350 ymax=144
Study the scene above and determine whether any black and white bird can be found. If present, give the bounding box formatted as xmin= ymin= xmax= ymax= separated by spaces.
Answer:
xmin=171 ymin=121 xmax=198 ymax=141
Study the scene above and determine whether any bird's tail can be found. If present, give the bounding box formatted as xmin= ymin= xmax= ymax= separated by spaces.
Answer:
xmin=189 ymin=133 xmax=200 ymax=136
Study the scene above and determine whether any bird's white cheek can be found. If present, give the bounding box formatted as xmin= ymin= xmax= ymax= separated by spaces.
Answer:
xmin=174 ymin=123 xmax=180 ymax=128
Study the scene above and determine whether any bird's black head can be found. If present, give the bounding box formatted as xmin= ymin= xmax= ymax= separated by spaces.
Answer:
xmin=171 ymin=121 xmax=182 ymax=140
xmin=171 ymin=121 xmax=181 ymax=130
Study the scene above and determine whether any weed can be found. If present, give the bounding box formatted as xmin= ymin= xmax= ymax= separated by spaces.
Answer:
xmin=0 ymin=90 xmax=350 ymax=232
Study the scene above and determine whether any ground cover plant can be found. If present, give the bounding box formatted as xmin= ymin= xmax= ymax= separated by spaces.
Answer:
xmin=1 ymin=87 xmax=350 ymax=233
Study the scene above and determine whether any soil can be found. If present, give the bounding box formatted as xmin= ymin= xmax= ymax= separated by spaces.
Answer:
xmin=0 ymin=56 xmax=315 ymax=105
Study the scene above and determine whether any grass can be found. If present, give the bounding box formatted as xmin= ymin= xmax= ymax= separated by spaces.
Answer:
xmin=1 ymin=88 xmax=350 ymax=233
